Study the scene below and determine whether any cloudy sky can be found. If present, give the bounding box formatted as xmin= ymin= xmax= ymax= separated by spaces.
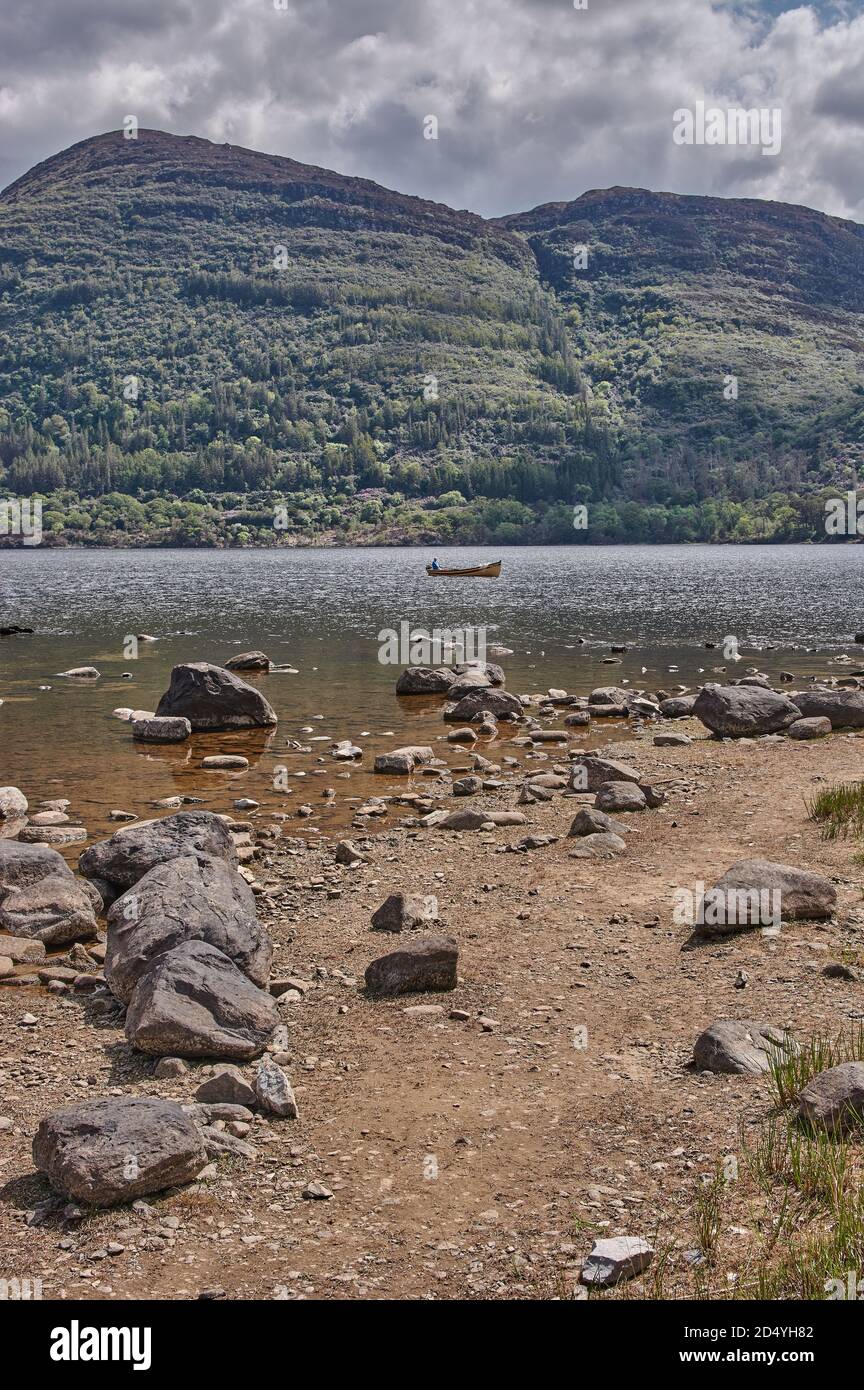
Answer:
xmin=1 ymin=0 xmax=863 ymax=220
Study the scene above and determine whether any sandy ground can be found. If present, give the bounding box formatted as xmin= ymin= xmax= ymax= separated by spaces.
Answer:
xmin=1 ymin=718 xmax=863 ymax=1301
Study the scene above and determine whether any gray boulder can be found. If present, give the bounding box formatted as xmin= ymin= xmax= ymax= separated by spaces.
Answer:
xmin=0 ymin=837 xmax=73 ymax=892
xmin=588 ymin=686 xmax=629 ymax=705
xmin=568 ymin=757 xmax=641 ymax=793
xmin=33 ymin=1097 xmax=206 ymax=1205
xmin=255 ymin=1055 xmax=299 ymax=1118
xmin=225 ymin=651 xmax=272 ymax=671
xmin=798 ymin=1063 xmax=864 ymax=1132
xmin=581 ymin=1236 xmax=654 ymax=1287
xmin=693 ymin=1019 xmax=796 ymax=1075
xmin=788 ymin=716 xmax=832 ymax=740
xmin=658 ymin=695 xmax=696 ymax=718
xmin=79 ymin=811 xmax=237 ymax=891
xmin=0 ymin=875 xmax=98 ymax=946
xmin=105 ymin=853 xmax=271 ymax=1004
xmin=443 ymin=688 xmax=522 ymax=722
xmin=789 ymin=689 xmax=864 ymax=729
xmin=569 ymin=832 xmax=627 ymax=858
xmin=699 ymin=860 xmax=836 ymax=931
xmin=595 ymin=782 xmax=647 ymax=813
xmin=365 ymin=936 xmax=458 ymax=996
xmin=371 ymin=892 xmax=439 ymax=932
xmin=125 ymin=940 xmax=279 ymax=1059
xmin=194 ymin=1067 xmax=257 ymax=1108
xmin=693 ymin=684 xmax=800 ymax=737
xmin=156 ymin=661 xmax=277 ymax=730
xmin=568 ymin=807 xmax=626 ymax=837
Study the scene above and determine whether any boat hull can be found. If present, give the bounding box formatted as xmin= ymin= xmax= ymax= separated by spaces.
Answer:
xmin=425 ymin=561 xmax=501 ymax=578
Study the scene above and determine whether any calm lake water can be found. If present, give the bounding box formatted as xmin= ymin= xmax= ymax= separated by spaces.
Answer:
xmin=1 ymin=544 xmax=862 ymax=852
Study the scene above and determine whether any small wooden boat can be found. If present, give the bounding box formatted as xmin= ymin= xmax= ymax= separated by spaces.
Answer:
xmin=426 ymin=560 xmax=502 ymax=578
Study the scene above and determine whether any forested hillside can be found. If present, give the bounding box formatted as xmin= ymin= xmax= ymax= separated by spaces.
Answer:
xmin=1 ymin=129 xmax=862 ymax=546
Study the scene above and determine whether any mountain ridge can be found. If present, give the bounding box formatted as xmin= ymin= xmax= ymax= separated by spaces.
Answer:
xmin=0 ymin=128 xmax=862 ymax=547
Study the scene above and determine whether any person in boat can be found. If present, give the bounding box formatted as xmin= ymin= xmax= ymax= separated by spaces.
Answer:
xmin=430 ymin=557 xmax=440 ymax=571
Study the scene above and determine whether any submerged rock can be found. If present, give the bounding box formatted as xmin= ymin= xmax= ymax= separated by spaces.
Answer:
xmin=225 ymin=651 xmax=272 ymax=671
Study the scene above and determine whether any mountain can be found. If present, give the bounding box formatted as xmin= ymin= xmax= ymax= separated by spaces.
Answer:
xmin=0 ymin=129 xmax=862 ymax=546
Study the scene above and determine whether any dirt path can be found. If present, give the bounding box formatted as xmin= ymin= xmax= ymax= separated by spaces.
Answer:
xmin=2 ymin=724 xmax=862 ymax=1300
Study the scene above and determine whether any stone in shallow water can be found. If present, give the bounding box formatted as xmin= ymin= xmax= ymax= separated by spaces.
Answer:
xmin=132 ymin=716 xmax=192 ymax=743
xmin=156 ymin=661 xmax=277 ymax=731
xmin=0 ymin=787 xmax=28 ymax=819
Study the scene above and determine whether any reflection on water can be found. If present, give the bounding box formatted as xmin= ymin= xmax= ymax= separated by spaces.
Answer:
xmin=0 ymin=544 xmax=861 ymax=855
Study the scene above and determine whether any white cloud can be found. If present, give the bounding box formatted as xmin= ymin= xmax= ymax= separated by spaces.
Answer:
xmin=0 ymin=0 xmax=862 ymax=222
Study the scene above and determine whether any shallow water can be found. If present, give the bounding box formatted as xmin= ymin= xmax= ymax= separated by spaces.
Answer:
xmin=1 ymin=544 xmax=862 ymax=853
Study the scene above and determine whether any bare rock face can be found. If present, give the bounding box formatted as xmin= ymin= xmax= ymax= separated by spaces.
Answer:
xmin=798 ymin=1063 xmax=864 ymax=1132
xmin=693 ymin=1020 xmax=796 ymax=1074
xmin=131 ymin=716 xmax=192 ymax=743
xmin=693 ymin=683 xmax=800 ymax=737
xmin=0 ymin=840 xmax=99 ymax=945
xmin=79 ymin=811 xmax=237 ymax=891
xmin=124 ymin=940 xmax=279 ymax=1060
xmin=105 ymin=853 xmax=271 ymax=1004
xmin=365 ymin=936 xmax=458 ymax=995
xmin=697 ymin=859 xmax=836 ymax=934
xmin=790 ymin=689 xmax=864 ymax=729
xmin=33 ymin=1097 xmax=206 ymax=1205
xmin=371 ymin=892 xmax=439 ymax=932
xmin=156 ymin=661 xmax=277 ymax=730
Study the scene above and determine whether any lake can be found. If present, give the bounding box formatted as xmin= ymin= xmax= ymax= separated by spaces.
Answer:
xmin=1 ymin=544 xmax=862 ymax=851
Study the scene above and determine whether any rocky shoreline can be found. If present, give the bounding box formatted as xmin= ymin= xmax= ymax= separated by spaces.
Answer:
xmin=2 ymin=655 xmax=864 ymax=1299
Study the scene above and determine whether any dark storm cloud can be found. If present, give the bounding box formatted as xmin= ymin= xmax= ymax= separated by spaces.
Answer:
xmin=0 ymin=0 xmax=862 ymax=222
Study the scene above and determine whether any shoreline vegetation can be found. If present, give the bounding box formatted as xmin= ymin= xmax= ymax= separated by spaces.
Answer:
xmin=1 ymin=486 xmax=862 ymax=548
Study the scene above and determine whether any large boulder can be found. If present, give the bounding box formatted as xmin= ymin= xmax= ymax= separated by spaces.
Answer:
xmin=446 ymin=670 xmax=491 ymax=699
xmin=79 ymin=811 xmax=237 ymax=891
xmin=789 ymin=688 xmax=864 ymax=729
xmin=105 ymin=853 xmax=271 ymax=1004
xmin=798 ymin=1063 xmax=864 ymax=1132
xmin=33 ymin=1097 xmax=206 ymax=1205
xmin=156 ymin=662 xmax=277 ymax=731
xmin=443 ymin=688 xmax=522 ymax=722
xmin=693 ymin=1020 xmax=796 ymax=1075
xmin=696 ymin=859 xmax=836 ymax=933
xmin=588 ymin=686 xmax=630 ymax=705
xmin=693 ymin=684 xmax=800 ymax=738
xmin=395 ymin=667 xmax=455 ymax=695
xmin=365 ymin=936 xmax=458 ymax=995
xmin=0 ymin=840 xmax=99 ymax=945
xmin=125 ymin=940 xmax=279 ymax=1059
xmin=788 ymin=716 xmax=832 ymax=740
